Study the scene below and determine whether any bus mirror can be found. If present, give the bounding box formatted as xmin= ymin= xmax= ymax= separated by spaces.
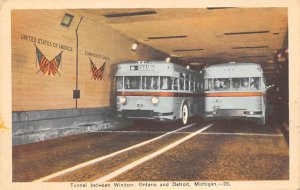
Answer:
xmin=267 ymin=84 xmax=275 ymax=91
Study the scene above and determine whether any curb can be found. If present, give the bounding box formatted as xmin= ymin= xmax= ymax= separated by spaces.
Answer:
xmin=12 ymin=117 xmax=131 ymax=145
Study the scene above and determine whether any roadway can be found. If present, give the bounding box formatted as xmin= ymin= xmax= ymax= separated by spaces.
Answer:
xmin=12 ymin=118 xmax=289 ymax=182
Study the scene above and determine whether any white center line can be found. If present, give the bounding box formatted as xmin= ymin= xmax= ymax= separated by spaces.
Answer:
xmin=34 ymin=122 xmax=197 ymax=182
xmin=93 ymin=123 xmax=214 ymax=182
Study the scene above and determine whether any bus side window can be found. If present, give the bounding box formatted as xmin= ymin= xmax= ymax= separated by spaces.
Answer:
xmin=196 ymin=82 xmax=200 ymax=92
xmin=190 ymin=75 xmax=195 ymax=92
xmin=173 ymin=77 xmax=179 ymax=90
xmin=200 ymin=83 xmax=203 ymax=92
xmin=160 ymin=76 xmax=172 ymax=90
xmin=179 ymin=73 xmax=184 ymax=90
xmin=185 ymin=74 xmax=190 ymax=91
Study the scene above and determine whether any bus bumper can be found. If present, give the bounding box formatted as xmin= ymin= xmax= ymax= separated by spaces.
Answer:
xmin=205 ymin=110 xmax=263 ymax=120
xmin=206 ymin=110 xmax=262 ymax=116
xmin=117 ymin=110 xmax=175 ymax=121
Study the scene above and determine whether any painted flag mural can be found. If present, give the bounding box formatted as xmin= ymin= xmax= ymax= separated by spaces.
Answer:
xmin=35 ymin=45 xmax=63 ymax=76
xmin=90 ymin=58 xmax=106 ymax=80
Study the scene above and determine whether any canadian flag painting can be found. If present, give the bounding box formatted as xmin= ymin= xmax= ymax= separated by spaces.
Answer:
xmin=90 ymin=58 xmax=106 ymax=81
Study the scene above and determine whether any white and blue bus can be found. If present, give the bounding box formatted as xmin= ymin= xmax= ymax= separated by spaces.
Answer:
xmin=204 ymin=63 xmax=267 ymax=125
xmin=115 ymin=61 xmax=204 ymax=124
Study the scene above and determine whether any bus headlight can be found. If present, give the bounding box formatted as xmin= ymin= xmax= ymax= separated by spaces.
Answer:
xmin=119 ymin=96 xmax=127 ymax=104
xmin=152 ymin=97 xmax=159 ymax=104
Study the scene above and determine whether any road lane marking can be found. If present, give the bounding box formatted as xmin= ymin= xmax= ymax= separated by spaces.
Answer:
xmin=93 ymin=123 xmax=214 ymax=182
xmin=97 ymin=131 xmax=284 ymax=137
xmin=201 ymin=132 xmax=283 ymax=137
xmin=94 ymin=130 xmax=170 ymax=134
xmin=34 ymin=122 xmax=197 ymax=182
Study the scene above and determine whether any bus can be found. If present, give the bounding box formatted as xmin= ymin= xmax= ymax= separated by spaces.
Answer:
xmin=115 ymin=60 xmax=204 ymax=124
xmin=203 ymin=63 xmax=266 ymax=125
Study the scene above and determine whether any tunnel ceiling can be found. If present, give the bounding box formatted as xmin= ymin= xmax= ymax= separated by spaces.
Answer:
xmin=73 ymin=8 xmax=288 ymax=78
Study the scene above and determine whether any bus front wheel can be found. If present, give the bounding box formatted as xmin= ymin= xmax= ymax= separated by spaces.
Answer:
xmin=182 ymin=103 xmax=189 ymax=125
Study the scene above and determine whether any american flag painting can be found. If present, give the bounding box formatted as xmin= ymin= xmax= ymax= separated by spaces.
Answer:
xmin=35 ymin=45 xmax=63 ymax=76
xmin=90 ymin=58 xmax=106 ymax=80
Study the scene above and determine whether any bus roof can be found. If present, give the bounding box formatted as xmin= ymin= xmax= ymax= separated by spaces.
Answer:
xmin=206 ymin=62 xmax=261 ymax=68
xmin=204 ymin=62 xmax=264 ymax=78
xmin=118 ymin=60 xmax=170 ymax=65
xmin=117 ymin=60 xmax=181 ymax=69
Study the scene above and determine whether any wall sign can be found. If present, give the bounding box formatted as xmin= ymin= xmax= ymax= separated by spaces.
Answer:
xmin=35 ymin=44 xmax=63 ymax=76
xmin=84 ymin=51 xmax=110 ymax=60
xmin=21 ymin=33 xmax=73 ymax=51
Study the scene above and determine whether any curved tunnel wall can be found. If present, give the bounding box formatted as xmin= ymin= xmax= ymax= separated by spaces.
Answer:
xmin=12 ymin=10 xmax=167 ymax=144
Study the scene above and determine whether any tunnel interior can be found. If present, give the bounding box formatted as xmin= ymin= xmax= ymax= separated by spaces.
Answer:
xmin=11 ymin=8 xmax=289 ymax=144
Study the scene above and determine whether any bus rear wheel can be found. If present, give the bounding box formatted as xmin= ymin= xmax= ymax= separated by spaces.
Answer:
xmin=182 ymin=103 xmax=189 ymax=125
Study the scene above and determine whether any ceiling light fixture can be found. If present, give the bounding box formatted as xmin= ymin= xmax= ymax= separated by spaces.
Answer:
xmin=239 ymin=55 xmax=267 ymax=58
xmin=170 ymin=54 xmax=182 ymax=58
xmin=61 ymin=13 xmax=74 ymax=27
xmin=224 ymin=31 xmax=269 ymax=35
xmin=190 ymin=62 xmax=202 ymax=66
xmin=148 ymin=35 xmax=187 ymax=40
xmin=173 ymin=48 xmax=204 ymax=52
xmin=233 ymin=46 xmax=268 ymax=49
xmin=190 ymin=57 xmax=213 ymax=60
xmin=207 ymin=7 xmax=236 ymax=10
xmin=104 ymin=11 xmax=157 ymax=18
xmin=131 ymin=42 xmax=139 ymax=51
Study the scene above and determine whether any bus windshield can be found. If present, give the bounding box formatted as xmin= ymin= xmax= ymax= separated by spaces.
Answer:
xmin=121 ymin=76 xmax=174 ymax=90
xmin=142 ymin=76 xmax=159 ymax=90
xmin=119 ymin=75 xmax=200 ymax=91
xmin=116 ymin=76 xmax=123 ymax=90
xmin=205 ymin=77 xmax=261 ymax=91
xmin=125 ymin=76 xmax=141 ymax=89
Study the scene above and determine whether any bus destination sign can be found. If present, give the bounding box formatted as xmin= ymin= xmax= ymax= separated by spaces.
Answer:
xmin=130 ymin=65 xmax=155 ymax=71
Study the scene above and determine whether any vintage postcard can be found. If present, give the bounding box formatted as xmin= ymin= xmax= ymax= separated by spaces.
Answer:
xmin=0 ymin=0 xmax=299 ymax=190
